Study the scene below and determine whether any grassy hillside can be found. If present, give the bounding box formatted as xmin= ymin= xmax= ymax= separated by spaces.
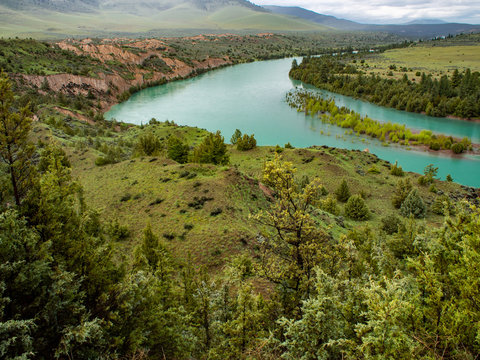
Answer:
xmin=3 ymin=35 xmax=475 ymax=270
xmin=28 ymin=113 xmax=472 ymax=269
xmin=363 ymin=43 xmax=480 ymax=80
xmin=0 ymin=2 xmax=329 ymax=38
xmin=2 ymin=30 xmax=480 ymax=360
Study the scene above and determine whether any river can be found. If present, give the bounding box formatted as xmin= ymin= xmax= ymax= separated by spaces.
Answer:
xmin=106 ymin=57 xmax=480 ymax=188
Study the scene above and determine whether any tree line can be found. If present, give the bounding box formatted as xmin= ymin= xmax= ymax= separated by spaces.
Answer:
xmin=290 ymin=56 xmax=480 ymax=119
xmin=287 ymin=90 xmax=472 ymax=154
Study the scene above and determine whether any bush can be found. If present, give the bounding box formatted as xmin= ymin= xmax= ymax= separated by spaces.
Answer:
xmin=284 ymin=142 xmax=294 ymax=149
xmin=367 ymin=165 xmax=380 ymax=174
xmin=446 ymin=174 xmax=453 ymax=182
xmin=400 ymin=189 xmax=426 ymax=218
xmin=136 ymin=132 xmax=162 ymax=156
xmin=345 ymin=195 xmax=369 ymax=220
xmin=431 ymin=195 xmax=455 ymax=215
xmin=418 ymin=164 xmax=438 ymax=185
xmin=429 ymin=141 xmax=441 ymax=151
xmin=167 ymin=136 xmax=189 ymax=163
xmin=192 ymin=131 xmax=229 ymax=165
xmin=390 ymin=161 xmax=404 ymax=176
xmin=335 ymin=179 xmax=351 ymax=202
xmin=392 ymin=178 xmax=412 ymax=209
xmin=381 ymin=214 xmax=402 ymax=235
xmin=107 ymin=219 xmax=130 ymax=241
xmin=451 ymin=143 xmax=464 ymax=154
xmin=95 ymin=156 xmax=112 ymax=166
xmin=236 ymin=134 xmax=257 ymax=151
xmin=230 ymin=129 xmax=242 ymax=145
xmin=320 ymin=196 xmax=340 ymax=216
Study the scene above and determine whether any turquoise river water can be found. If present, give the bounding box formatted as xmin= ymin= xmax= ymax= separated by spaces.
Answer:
xmin=106 ymin=58 xmax=480 ymax=187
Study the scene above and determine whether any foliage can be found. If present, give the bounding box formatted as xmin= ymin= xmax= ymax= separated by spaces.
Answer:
xmin=381 ymin=213 xmax=403 ymax=235
xmin=392 ymin=178 xmax=413 ymax=209
xmin=230 ymin=129 xmax=242 ymax=145
xmin=0 ymin=72 xmax=35 ymax=206
xmin=135 ymin=132 xmax=162 ymax=156
xmin=418 ymin=164 xmax=438 ymax=185
xmin=290 ymin=55 xmax=480 ymax=119
xmin=252 ymin=154 xmax=330 ymax=315
xmin=193 ymin=131 xmax=229 ymax=165
xmin=320 ymin=195 xmax=340 ymax=215
xmin=431 ymin=195 xmax=455 ymax=215
xmin=287 ymin=90 xmax=470 ymax=154
xmin=400 ymin=189 xmax=426 ymax=218
xmin=345 ymin=195 xmax=370 ymax=220
xmin=390 ymin=161 xmax=404 ymax=176
xmin=451 ymin=142 xmax=464 ymax=154
xmin=236 ymin=134 xmax=257 ymax=151
xmin=335 ymin=179 xmax=351 ymax=202
xmin=167 ymin=136 xmax=189 ymax=164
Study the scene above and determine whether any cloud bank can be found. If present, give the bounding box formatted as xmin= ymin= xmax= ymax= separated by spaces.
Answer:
xmin=254 ymin=0 xmax=480 ymax=24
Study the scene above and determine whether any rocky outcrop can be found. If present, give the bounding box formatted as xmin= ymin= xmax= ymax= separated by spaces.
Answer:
xmin=21 ymin=38 xmax=233 ymax=111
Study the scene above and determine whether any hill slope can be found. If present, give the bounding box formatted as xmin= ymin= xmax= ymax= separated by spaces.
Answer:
xmin=0 ymin=0 xmax=329 ymax=38
xmin=264 ymin=5 xmax=480 ymax=39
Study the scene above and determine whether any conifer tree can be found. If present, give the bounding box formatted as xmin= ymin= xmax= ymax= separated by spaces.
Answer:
xmin=193 ymin=131 xmax=229 ymax=165
xmin=252 ymin=154 xmax=330 ymax=315
xmin=0 ymin=71 xmax=35 ymax=206
xmin=335 ymin=179 xmax=351 ymax=202
xmin=400 ymin=189 xmax=426 ymax=218
xmin=345 ymin=194 xmax=370 ymax=220
xmin=230 ymin=129 xmax=242 ymax=145
xmin=167 ymin=135 xmax=189 ymax=163
xmin=392 ymin=178 xmax=413 ymax=209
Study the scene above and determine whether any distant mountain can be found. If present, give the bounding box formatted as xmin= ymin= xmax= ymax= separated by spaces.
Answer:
xmin=264 ymin=5 xmax=480 ymax=38
xmin=0 ymin=0 xmax=329 ymax=37
xmin=0 ymin=0 xmax=265 ymax=13
xmin=404 ymin=18 xmax=448 ymax=25
xmin=262 ymin=6 xmax=365 ymax=31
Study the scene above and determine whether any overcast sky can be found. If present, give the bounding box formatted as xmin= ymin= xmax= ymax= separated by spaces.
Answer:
xmin=254 ymin=0 xmax=480 ymax=24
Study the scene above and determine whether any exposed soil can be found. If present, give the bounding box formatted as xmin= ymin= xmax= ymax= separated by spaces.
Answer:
xmin=22 ymin=37 xmax=233 ymax=113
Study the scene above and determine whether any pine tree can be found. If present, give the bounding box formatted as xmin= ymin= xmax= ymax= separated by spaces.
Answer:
xmin=345 ymin=195 xmax=370 ymax=220
xmin=230 ymin=129 xmax=242 ymax=145
xmin=400 ymin=189 xmax=426 ymax=218
xmin=167 ymin=136 xmax=189 ymax=163
xmin=392 ymin=178 xmax=412 ymax=209
xmin=335 ymin=179 xmax=351 ymax=202
xmin=193 ymin=131 xmax=229 ymax=165
xmin=0 ymin=71 xmax=35 ymax=206
xmin=236 ymin=134 xmax=257 ymax=151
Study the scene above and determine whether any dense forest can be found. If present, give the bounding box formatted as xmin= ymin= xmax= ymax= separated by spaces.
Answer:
xmin=2 ymin=67 xmax=480 ymax=359
xmin=289 ymin=55 xmax=480 ymax=119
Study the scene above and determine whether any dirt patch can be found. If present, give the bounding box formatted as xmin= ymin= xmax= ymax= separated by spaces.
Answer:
xmin=53 ymin=107 xmax=95 ymax=125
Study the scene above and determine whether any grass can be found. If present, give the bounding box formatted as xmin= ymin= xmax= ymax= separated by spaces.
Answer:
xmin=0 ymin=39 xmax=106 ymax=75
xmin=0 ymin=4 xmax=329 ymax=39
xmin=32 ymin=113 xmax=469 ymax=271
xmin=354 ymin=42 xmax=480 ymax=81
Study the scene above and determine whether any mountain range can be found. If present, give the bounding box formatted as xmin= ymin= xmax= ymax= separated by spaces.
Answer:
xmin=0 ymin=0 xmax=479 ymax=38
xmin=264 ymin=5 xmax=480 ymax=38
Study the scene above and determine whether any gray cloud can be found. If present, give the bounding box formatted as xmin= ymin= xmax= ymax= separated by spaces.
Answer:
xmin=254 ymin=0 xmax=480 ymax=24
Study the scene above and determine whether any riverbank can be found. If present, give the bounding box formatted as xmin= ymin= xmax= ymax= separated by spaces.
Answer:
xmin=288 ymin=89 xmax=477 ymax=156
xmin=105 ymin=57 xmax=480 ymax=187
